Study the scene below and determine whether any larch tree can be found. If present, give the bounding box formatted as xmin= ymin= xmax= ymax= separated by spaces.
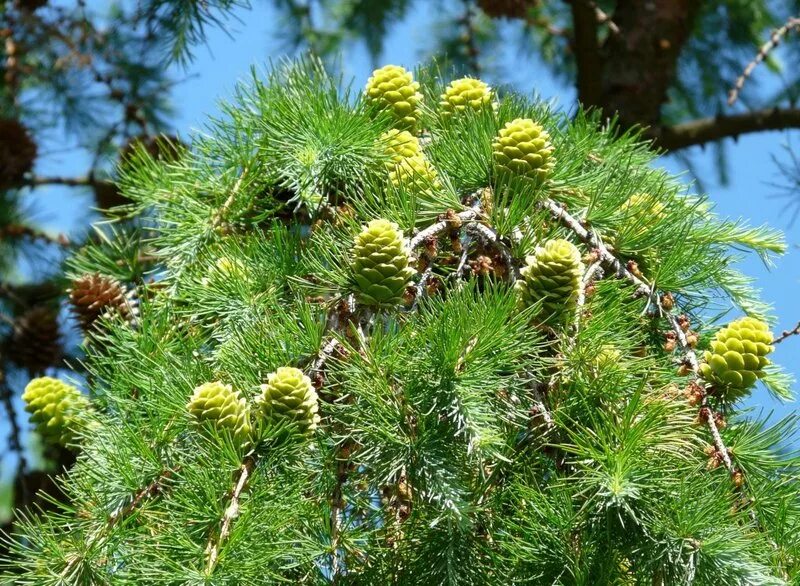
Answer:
xmin=0 ymin=58 xmax=798 ymax=584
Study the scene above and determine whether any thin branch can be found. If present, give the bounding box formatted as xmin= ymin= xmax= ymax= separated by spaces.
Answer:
xmin=410 ymin=267 xmax=433 ymax=312
xmin=772 ymin=320 xmax=800 ymax=345
xmin=407 ymin=209 xmax=479 ymax=250
xmin=106 ymin=468 xmax=175 ymax=528
xmin=0 ymin=370 xmax=27 ymax=506
xmin=211 ymin=168 xmax=249 ymax=230
xmin=728 ymin=17 xmax=800 ymax=106
xmin=0 ymin=224 xmax=71 ymax=247
xmin=309 ymin=337 xmax=340 ymax=377
xmin=329 ymin=454 xmax=347 ymax=583
xmin=575 ymin=259 xmax=602 ymax=329
xmin=465 ymin=222 xmax=517 ymax=280
xmin=654 ymin=108 xmax=800 ymax=151
xmin=205 ymin=460 xmax=252 ymax=575
xmin=28 ymin=175 xmax=97 ymax=187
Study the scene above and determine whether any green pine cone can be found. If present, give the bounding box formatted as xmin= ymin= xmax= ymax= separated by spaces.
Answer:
xmin=257 ymin=367 xmax=320 ymax=434
xmin=439 ymin=77 xmax=493 ymax=118
xmin=22 ymin=377 xmax=89 ymax=446
xmin=699 ymin=317 xmax=773 ymax=401
xmin=187 ymin=381 xmax=252 ymax=444
xmin=492 ymin=118 xmax=555 ymax=184
xmin=351 ymin=219 xmax=416 ymax=308
xmin=365 ymin=65 xmax=423 ymax=132
xmin=517 ymin=239 xmax=583 ymax=324
xmin=381 ymin=129 xmax=422 ymax=171
xmin=607 ymin=193 xmax=666 ymax=275
xmin=388 ymin=155 xmax=440 ymax=193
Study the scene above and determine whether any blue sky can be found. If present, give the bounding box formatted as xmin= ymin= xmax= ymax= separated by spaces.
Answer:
xmin=7 ymin=2 xmax=799 ymax=493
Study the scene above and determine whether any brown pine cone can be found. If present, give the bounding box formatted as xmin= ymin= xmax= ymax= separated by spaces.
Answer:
xmin=0 ymin=117 xmax=37 ymax=190
xmin=8 ymin=306 xmax=61 ymax=373
xmin=68 ymin=273 xmax=133 ymax=331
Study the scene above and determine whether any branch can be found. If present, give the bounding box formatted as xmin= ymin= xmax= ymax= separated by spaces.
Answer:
xmin=567 ymin=0 xmax=604 ymax=106
xmin=728 ymin=17 xmax=800 ymax=106
xmin=541 ymin=198 xmax=735 ymax=474
xmin=654 ymin=108 xmax=800 ymax=151
xmin=772 ymin=320 xmax=800 ymax=345
xmin=407 ymin=208 xmax=478 ymax=250
xmin=28 ymin=175 xmax=97 ymax=187
xmin=0 ymin=371 xmax=26 ymax=505
xmin=205 ymin=460 xmax=252 ymax=575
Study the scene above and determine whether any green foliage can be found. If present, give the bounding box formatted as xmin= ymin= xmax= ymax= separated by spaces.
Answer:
xmin=1 ymin=59 xmax=797 ymax=585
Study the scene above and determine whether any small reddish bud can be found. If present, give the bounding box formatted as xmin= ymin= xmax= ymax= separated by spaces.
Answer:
xmin=660 ymin=292 xmax=675 ymax=311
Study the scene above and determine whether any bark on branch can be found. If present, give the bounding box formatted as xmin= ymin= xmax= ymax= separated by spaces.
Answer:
xmin=654 ymin=108 xmax=800 ymax=151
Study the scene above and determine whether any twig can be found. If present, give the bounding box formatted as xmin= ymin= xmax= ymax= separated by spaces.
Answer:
xmin=211 ymin=168 xmax=249 ymax=230
xmin=205 ymin=460 xmax=252 ymax=574
xmin=465 ymin=222 xmax=517 ymax=280
xmin=410 ymin=267 xmax=433 ymax=311
xmin=772 ymin=320 xmax=800 ymax=345
xmin=309 ymin=337 xmax=340 ymax=377
xmin=728 ymin=17 xmax=800 ymax=106
xmin=329 ymin=454 xmax=347 ymax=583
xmin=575 ymin=259 xmax=602 ymax=329
xmin=407 ymin=209 xmax=479 ymax=250
xmin=107 ymin=468 xmax=175 ymax=528
xmin=541 ymin=199 xmax=650 ymax=295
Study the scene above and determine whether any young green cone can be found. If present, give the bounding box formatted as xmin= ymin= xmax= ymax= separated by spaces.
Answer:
xmin=257 ymin=367 xmax=320 ymax=435
xmin=388 ymin=155 xmax=440 ymax=193
xmin=365 ymin=65 xmax=423 ymax=132
xmin=699 ymin=317 xmax=773 ymax=401
xmin=492 ymin=117 xmax=555 ymax=184
xmin=381 ymin=129 xmax=422 ymax=170
xmin=187 ymin=381 xmax=252 ymax=445
xmin=351 ymin=219 xmax=416 ymax=308
xmin=439 ymin=77 xmax=493 ymax=118
xmin=22 ymin=377 xmax=89 ymax=447
xmin=517 ymin=239 xmax=583 ymax=324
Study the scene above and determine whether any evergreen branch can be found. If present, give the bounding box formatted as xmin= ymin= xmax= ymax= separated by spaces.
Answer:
xmin=205 ymin=459 xmax=252 ymax=575
xmin=728 ymin=17 xmax=800 ymax=106
xmin=772 ymin=320 xmax=800 ymax=345
xmin=542 ymin=198 xmax=736 ymax=473
xmin=655 ymin=108 xmax=800 ymax=150
xmin=540 ymin=199 xmax=649 ymax=296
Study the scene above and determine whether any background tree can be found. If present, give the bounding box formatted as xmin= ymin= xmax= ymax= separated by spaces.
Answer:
xmin=0 ymin=58 xmax=797 ymax=584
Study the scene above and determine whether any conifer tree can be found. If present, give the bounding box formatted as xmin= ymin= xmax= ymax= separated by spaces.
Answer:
xmin=1 ymin=58 xmax=798 ymax=584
